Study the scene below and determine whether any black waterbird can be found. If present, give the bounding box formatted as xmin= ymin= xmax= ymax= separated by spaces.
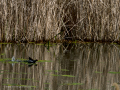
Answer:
xmin=11 ymin=57 xmax=38 ymax=63
xmin=26 ymin=57 xmax=38 ymax=63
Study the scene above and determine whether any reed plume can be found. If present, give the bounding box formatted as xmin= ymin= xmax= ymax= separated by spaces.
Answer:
xmin=112 ymin=83 xmax=119 ymax=90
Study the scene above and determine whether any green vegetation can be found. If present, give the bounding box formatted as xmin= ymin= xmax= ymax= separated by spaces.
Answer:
xmin=3 ymin=78 xmax=38 ymax=82
xmin=3 ymin=84 xmax=36 ymax=88
xmin=109 ymin=71 xmax=120 ymax=74
xmin=51 ymin=74 xmax=75 ymax=77
xmin=47 ymin=70 xmax=59 ymax=72
xmin=0 ymin=58 xmax=11 ymax=61
xmin=0 ymin=43 xmax=12 ymax=44
xmin=0 ymin=53 xmax=5 ymax=56
xmin=61 ymin=75 xmax=75 ymax=77
xmin=37 ymin=60 xmax=52 ymax=62
xmin=3 ymin=72 xmax=31 ymax=74
xmin=61 ymin=69 xmax=69 ymax=71
xmin=60 ymin=83 xmax=83 ymax=85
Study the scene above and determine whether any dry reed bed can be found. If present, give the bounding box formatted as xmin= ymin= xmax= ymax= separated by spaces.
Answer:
xmin=0 ymin=0 xmax=120 ymax=42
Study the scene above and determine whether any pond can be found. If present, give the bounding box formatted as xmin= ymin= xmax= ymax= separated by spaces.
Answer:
xmin=0 ymin=42 xmax=120 ymax=90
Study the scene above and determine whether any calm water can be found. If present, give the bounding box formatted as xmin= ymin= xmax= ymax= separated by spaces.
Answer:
xmin=0 ymin=42 xmax=120 ymax=90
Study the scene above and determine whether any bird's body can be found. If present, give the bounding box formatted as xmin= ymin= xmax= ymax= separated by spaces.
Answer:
xmin=11 ymin=56 xmax=38 ymax=63
xmin=24 ymin=57 xmax=38 ymax=63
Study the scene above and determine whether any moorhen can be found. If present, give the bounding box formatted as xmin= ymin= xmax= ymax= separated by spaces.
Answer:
xmin=24 ymin=57 xmax=38 ymax=63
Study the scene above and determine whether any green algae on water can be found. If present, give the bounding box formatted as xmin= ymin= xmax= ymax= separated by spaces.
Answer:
xmin=3 ymin=72 xmax=31 ymax=74
xmin=36 ymin=43 xmax=44 ymax=45
xmin=95 ymin=71 xmax=102 ymax=73
xmin=61 ymin=75 xmax=75 ymax=77
xmin=47 ymin=70 xmax=59 ymax=72
xmin=3 ymin=78 xmax=39 ymax=82
xmin=61 ymin=69 xmax=69 ymax=71
xmin=60 ymin=83 xmax=83 ymax=85
xmin=0 ymin=43 xmax=12 ymax=44
xmin=3 ymin=84 xmax=36 ymax=88
xmin=0 ymin=58 xmax=11 ymax=61
xmin=0 ymin=53 xmax=5 ymax=56
xmin=109 ymin=71 xmax=120 ymax=74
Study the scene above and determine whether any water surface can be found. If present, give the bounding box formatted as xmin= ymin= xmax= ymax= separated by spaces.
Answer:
xmin=0 ymin=42 xmax=120 ymax=90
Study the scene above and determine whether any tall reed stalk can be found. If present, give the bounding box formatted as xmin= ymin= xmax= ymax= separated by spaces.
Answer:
xmin=1 ymin=0 xmax=120 ymax=42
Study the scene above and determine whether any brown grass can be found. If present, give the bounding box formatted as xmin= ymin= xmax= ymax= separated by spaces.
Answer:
xmin=112 ymin=83 xmax=119 ymax=90
xmin=1 ymin=0 xmax=120 ymax=42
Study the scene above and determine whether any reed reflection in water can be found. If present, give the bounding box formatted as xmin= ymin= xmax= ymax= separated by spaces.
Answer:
xmin=0 ymin=43 xmax=119 ymax=90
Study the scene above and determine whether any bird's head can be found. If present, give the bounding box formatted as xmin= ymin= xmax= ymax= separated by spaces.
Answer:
xmin=36 ymin=59 xmax=38 ymax=61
